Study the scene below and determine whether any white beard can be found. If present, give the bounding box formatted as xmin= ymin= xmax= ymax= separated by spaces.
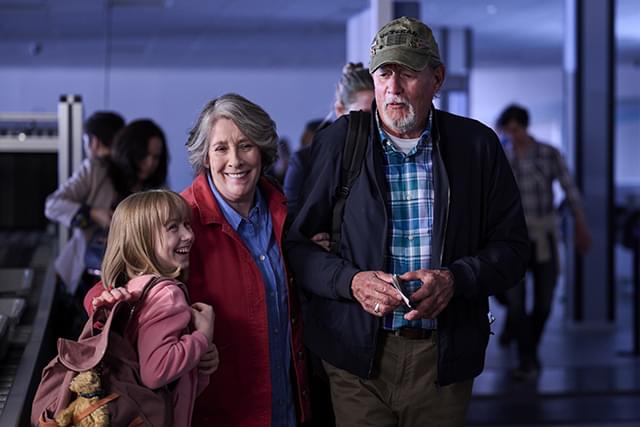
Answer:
xmin=383 ymin=96 xmax=417 ymax=134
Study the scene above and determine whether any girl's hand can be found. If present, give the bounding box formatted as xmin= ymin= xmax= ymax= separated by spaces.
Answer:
xmin=191 ymin=302 xmax=214 ymax=342
xmin=92 ymin=287 xmax=138 ymax=310
xmin=198 ymin=343 xmax=219 ymax=375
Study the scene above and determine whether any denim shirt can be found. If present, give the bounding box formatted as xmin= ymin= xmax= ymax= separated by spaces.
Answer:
xmin=208 ymin=174 xmax=296 ymax=426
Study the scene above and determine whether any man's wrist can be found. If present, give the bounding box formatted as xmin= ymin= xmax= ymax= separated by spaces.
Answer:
xmin=434 ymin=267 xmax=454 ymax=287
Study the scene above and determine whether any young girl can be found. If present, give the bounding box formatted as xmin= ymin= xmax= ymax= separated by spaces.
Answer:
xmin=97 ymin=189 xmax=218 ymax=427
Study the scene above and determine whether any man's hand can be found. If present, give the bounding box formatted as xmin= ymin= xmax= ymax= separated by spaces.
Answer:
xmin=574 ymin=212 xmax=592 ymax=256
xmin=351 ymin=271 xmax=403 ymax=316
xmin=400 ymin=269 xmax=454 ymax=321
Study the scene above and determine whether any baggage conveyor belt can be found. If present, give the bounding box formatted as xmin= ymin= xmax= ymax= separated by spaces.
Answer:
xmin=0 ymin=231 xmax=57 ymax=427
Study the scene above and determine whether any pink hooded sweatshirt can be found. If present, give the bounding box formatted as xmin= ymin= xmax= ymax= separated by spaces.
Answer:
xmin=127 ymin=275 xmax=210 ymax=427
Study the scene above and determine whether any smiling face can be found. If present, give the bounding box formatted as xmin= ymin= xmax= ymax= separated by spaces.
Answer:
xmin=373 ymin=63 xmax=443 ymax=138
xmin=154 ymin=217 xmax=193 ymax=272
xmin=207 ymin=118 xmax=262 ymax=217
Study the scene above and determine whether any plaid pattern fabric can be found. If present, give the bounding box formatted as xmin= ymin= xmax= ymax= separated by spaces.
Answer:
xmin=376 ymin=112 xmax=437 ymax=330
xmin=503 ymin=140 xmax=583 ymax=219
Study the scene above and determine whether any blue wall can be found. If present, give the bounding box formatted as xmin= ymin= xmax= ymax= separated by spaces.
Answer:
xmin=0 ymin=66 xmax=340 ymax=191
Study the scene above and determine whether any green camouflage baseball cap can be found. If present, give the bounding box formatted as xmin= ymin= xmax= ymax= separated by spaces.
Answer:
xmin=369 ymin=16 xmax=442 ymax=73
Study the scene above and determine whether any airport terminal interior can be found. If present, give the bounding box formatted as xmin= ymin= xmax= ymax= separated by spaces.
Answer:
xmin=1 ymin=0 xmax=639 ymax=425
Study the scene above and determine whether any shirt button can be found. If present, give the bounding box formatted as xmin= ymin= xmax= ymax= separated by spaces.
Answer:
xmin=275 ymin=328 xmax=279 ymax=334
xmin=407 ymin=235 xmax=414 ymax=241
xmin=259 ymin=254 xmax=266 ymax=261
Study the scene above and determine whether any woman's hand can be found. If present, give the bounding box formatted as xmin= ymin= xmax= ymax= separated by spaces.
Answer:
xmin=191 ymin=302 xmax=214 ymax=343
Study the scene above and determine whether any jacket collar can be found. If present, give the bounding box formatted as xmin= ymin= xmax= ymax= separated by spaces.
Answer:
xmin=190 ymin=173 xmax=287 ymax=228
xmin=430 ymin=106 xmax=442 ymax=147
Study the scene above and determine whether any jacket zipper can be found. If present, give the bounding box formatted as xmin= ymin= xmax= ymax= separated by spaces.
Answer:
xmin=433 ymin=116 xmax=450 ymax=388
xmin=439 ymin=185 xmax=450 ymax=267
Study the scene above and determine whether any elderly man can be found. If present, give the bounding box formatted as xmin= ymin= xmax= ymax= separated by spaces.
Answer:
xmin=286 ymin=16 xmax=530 ymax=427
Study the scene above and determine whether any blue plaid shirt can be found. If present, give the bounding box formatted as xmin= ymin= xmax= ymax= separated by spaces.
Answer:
xmin=207 ymin=174 xmax=296 ymax=427
xmin=377 ymin=112 xmax=437 ymax=331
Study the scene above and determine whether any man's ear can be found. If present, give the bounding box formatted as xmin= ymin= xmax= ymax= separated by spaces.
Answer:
xmin=434 ymin=64 xmax=446 ymax=92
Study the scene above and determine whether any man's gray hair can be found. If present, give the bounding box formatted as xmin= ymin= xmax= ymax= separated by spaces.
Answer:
xmin=186 ymin=93 xmax=278 ymax=176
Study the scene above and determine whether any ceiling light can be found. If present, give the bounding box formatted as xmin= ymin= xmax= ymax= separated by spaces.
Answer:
xmin=108 ymin=0 xmax=168 ymax=7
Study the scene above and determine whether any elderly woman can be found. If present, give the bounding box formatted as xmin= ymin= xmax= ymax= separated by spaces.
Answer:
xmin=183 ymin=93 xmax=310 ymax=426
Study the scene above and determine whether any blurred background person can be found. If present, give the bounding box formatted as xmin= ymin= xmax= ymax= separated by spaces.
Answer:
xmin=332 ymin=62 xmax=375 ymax=118
xmin=108 ymin=118 xmax=169 ymax=197
xmin=45 ymin=117 xmax=168 ymax=338
xmin=284 ymin=62 xmax=374 ymax=220
xmin=83 ymin=111 xmax=125 ymax=159
xmin=267 ymin=137 xmax=291 ymax=184
xmin=496 ymin=104 xmax=591 ymax=379
xmin=283 ymin=119 xmax=323 ymax=219
xmin=299 ymin=118 xmax=324 ymax=150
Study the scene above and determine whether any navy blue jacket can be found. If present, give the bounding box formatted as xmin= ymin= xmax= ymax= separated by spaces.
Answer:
xmin=283 ymin=145 xmax=313 ymax=220
xmin=285 ymin=106 xmax=530 ymax=385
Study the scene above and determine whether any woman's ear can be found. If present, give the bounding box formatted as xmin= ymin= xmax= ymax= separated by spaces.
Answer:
xmin=334 ymin=101 xmax=346 ymax=118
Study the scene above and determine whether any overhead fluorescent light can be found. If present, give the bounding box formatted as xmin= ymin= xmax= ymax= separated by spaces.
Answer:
xmin=108 ymin=0 xmax=168 ymax=7
xmin=0 ymin=0 xmax=44 ymax=11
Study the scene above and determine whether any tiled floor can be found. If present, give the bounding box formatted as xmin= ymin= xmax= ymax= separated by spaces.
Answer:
xmin=467 ymin=273 xmax=640 ymax=426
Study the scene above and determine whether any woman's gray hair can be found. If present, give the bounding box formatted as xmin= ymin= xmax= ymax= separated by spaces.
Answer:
xmin=186 ymin=93 xmax=278 ymax=176
xmin=335 ymin=62 xmax=374 ymax=110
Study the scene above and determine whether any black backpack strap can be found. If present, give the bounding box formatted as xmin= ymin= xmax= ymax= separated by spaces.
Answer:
xmin=330 ymin=110 xmax=371 ymax=254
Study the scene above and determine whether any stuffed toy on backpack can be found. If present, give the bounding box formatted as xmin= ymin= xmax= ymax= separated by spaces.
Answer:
xmin=54 ymin=370 xmax=109 ymax=427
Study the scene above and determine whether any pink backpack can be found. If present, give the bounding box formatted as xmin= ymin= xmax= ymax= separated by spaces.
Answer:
xmin=31 ymin=277 xmax=179 ymax=426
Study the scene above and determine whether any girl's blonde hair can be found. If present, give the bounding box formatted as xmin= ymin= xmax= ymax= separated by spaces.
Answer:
xmin=101 ymin=189 xmax=192 ymax=289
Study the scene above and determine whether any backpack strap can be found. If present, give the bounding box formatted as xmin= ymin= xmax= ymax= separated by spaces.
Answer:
xmin=72 ymin=392 xmax=120 ymax=425
xmin=130 ymin=276 xmax=190 ymax=319
xmin=330 ymin=110 xmax=371 ymax=254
